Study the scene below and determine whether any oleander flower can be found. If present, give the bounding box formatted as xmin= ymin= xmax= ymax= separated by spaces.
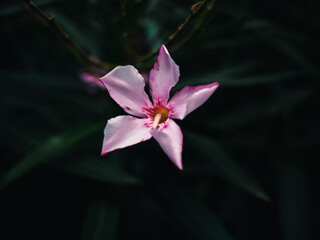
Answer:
xmin=79 ymin=66 xmax=107 ymax=93
xmin=100 ymin=45 xmax=219 ymax=169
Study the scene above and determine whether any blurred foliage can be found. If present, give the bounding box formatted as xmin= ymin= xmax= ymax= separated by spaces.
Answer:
xmin=0 ymin=0 xmax=319 ymax=239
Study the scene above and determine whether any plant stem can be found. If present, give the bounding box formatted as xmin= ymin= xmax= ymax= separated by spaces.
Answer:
xmin=172 ymin=0 xmax=219 ymax=53
xmin=19 ymin=0 xmax=117 ymax=69
xmin=136 ymin=0 xmax=210 ymax=62
xmin=118 ymin=0 xmax=135 ymax=63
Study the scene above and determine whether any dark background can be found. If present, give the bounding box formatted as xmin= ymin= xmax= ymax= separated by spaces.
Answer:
xmin=0 ymin=0 xmax=319 ymax=239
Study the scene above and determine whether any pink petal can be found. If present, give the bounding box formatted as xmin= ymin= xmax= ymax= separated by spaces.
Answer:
xmin=168 ymin=82 xmax=219 ymax=120
xmin=79 ymin=72 xmax=98 ymax=84
xmin=79 ymin=72 xmax=105 ymax=88
xmin=149 ymin=45 xmax=180 ymax=104
xmin=100 ymin=66 xmax=152 ymax=117
xmin=151 ymin=119 xmax=183 ymax=169
xmin=101 ymin=116 xmax=152 ymax=155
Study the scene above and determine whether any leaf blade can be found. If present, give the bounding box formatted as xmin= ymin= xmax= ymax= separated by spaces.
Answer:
xmin=0 ymin=121 xmax=104 ymax=189
xmin=185 ymin=130 xmax=270 ymax=201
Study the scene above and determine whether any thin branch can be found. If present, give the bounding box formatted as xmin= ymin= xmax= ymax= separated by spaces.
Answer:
xmin=118 ymin=0 xmax=130 ymax=39
xmin=136 ymin=0 xmax=209 ymax=62
xmin=118 ymin=0 xmax=135 ymax=63
xmin=19 ymin=0 xmax=117 ymax=69
xmin=172 ymin=0 xmax=219 ymax=53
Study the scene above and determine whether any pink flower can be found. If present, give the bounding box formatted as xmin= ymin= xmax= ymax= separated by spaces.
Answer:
xmin=79 ymin=66 xmax=108 ymax=93
xmin=99 ymin=45 xmax=219 ymax=170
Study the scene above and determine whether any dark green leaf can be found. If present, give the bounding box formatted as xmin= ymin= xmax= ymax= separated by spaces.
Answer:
xmin=185 ymin=131 xmax=270 ymax=201
xmin=257 ymin=30 xmax=317 ymax=75
xmin=277 ymin=165 xmax=310 ymax=240
xmin=182 ymin=68 xmax=306 ymax=88
xmin=0 ymin=71 xmax=81 ymax=90
xmin=52 ymin=11 xmax=99 ymax=54
xmin=213 ymin=88 xmax=312 ymax=127
xmin=160 ymin=183 xmax=235 ymax=240
xmin=179 ymin=60 xmax=263 ymax=87
xmin=0 ymin=121 xmax=104 ymax=189
xmin=55 ymin=157 xmax=138 ymax=184
xmin=81 ymin=199 xmax=120 ymax=240
xmin=222 ymin=70 xmax=305 ymax=87
xmin=0 ymin=0 xmax=55 ymax=18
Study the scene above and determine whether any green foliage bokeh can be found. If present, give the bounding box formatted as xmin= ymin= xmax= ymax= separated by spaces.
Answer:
xmin=0 ymin=0 xmax=319 ymax=239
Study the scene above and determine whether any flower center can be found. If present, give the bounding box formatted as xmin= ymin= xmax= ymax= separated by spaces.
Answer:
xmin=152 ymin=108 xmax=169 ymax=128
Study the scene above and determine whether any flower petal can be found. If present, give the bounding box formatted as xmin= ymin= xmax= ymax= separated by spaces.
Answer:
xmin=168 ymin=82 xmax=219 ymax=120
xmin=151 ymin=119 xmax=183 ymax=169
xmin=79 ymin=72 xmax=105 ymax=88
xmin=149 ymin=45 xmax=180 ymax=104
xmin=101 ymin=116 xmax=152 ymax=155
xmin=100 ymin=66 xmax=152 ymax=117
